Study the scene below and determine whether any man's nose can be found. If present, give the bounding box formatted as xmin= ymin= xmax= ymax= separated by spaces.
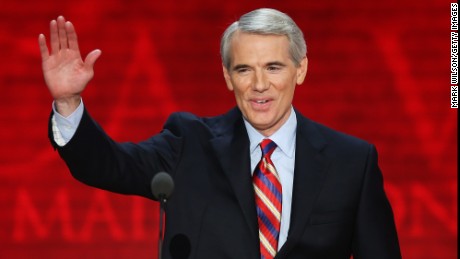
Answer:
xmin=252 ymin=70 xmax=269 ymax=92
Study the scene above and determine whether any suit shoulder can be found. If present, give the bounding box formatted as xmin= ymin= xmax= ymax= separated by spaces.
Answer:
xmin=163 ymin=111 xmax=206 ymax=134
xmin=164 ymin=108 xmax=239 ymax=137
xmin=297 ymin=113 xmax=373 ymax=155
xmin=316 ymin=121 xmax=370 ymax=147
xmin=303 ymin=118 xmax=378 ymax=166
xmin=165 ymin=111 xmax=228 ymax=127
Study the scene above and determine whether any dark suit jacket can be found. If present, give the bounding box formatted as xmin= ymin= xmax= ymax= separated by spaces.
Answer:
xmin=49 ymin=107 xmax=401 ymax=259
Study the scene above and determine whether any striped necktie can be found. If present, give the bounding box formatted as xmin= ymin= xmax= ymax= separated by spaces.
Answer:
xmin=253 ymin=139 xmax=282 ymax=259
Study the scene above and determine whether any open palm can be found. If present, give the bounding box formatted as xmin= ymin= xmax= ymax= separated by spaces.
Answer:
xmin=38 ymin=16 xmax=101 ymax=114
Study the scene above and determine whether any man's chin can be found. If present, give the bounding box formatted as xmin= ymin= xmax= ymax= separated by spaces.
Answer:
xmin=249 ymin=120 xmax=278 ymax=134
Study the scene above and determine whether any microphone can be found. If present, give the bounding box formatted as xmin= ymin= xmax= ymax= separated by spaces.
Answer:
xmin=151 ymin=172 xmax=174 ymax=202
xmin=151 ymin=172 xmax=174 ymax=259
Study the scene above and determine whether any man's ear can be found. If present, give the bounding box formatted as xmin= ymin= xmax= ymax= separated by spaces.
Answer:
xmin=296 ymin=57 xmax=308 ymax=85
xmin=222 ymin=64 xmax=234 ymax=91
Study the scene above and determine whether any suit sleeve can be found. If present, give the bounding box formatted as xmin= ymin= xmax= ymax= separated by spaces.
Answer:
xmin=48 ymin=108 xmax=183 ymax=200
xmin=352 ymin=145 xmax=402 ymax=259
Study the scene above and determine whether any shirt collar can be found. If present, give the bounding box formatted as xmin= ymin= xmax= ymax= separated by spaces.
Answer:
xmin=243 ymin=106 xmax=297 ymax=158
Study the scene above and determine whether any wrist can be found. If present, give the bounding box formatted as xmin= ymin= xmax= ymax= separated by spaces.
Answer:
xmin=54 ymin=96 xmax=81 ymax=117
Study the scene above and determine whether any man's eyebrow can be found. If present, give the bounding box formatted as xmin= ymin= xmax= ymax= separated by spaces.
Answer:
xmin=265 ymin=61 xmax=286 ymax=67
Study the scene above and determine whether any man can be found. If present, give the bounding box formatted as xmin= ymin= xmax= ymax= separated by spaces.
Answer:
xmin=39 ymin=8 xmax=401 ymax=259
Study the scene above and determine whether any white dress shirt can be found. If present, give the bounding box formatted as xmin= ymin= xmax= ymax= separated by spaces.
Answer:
xmin=51 ymin=100 xmax=84 ymax=146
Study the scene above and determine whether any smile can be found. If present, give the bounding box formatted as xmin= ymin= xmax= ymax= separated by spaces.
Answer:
xmin=250 ymin=99 xmax=272 ymax=111
xmin=256 ymin=100 xmax=269 ymax=104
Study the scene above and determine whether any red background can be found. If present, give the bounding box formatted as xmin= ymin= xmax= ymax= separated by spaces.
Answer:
xmin=0 ymin=0 xmax=457 ymax=258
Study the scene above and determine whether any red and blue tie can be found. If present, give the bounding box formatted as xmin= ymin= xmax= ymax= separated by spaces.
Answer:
xmin=253 ymin=139 xmax=282 ymax=259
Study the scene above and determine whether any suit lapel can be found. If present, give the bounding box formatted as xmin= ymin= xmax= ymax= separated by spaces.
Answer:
xmin=209 ymin=108 xmax=259 ymax=241
xmin=277 ymin=112 xmax=331 ymax=257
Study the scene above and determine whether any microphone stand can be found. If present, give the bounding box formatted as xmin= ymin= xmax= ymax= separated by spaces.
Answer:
xmin=151 ymin=172 xmax=174 ymax=259
xmin=158 ymin=195 xmax=166 ymax=259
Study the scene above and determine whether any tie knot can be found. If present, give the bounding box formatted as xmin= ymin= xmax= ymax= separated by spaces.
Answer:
xmin=260 ymin=139 xmax=277 ymax=157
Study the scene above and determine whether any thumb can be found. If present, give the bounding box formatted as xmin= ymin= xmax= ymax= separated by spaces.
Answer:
xmin=84 ymin=49 xmax=102 ymax=69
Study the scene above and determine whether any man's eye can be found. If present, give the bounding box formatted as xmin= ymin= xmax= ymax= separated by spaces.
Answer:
xmin=237 ymin=68 xmax=249 ymax=73
xmin=267 ymin=66 xmax=281 ymax=71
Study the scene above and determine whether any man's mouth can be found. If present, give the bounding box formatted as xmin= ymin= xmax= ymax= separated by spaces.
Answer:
xmin=255 ymin=100 xmax=269 ymax=104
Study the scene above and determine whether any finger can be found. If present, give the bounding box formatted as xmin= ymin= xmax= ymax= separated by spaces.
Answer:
xmin=84 ymin=49 xmax=102 ymax=69
xmin=65 ymin=21 xmax=80 ymax=52
xmin=57 ymin=16 xmax=68 ymax=49
xmin=38 ymin=34 xmax=50 ymax=60
xmin=50 ymin=20 xmax=59 ymax=55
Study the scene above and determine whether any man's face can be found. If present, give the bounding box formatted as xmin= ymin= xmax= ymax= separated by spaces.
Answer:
xmin=223 ymin=31 xmax=308 ymax=137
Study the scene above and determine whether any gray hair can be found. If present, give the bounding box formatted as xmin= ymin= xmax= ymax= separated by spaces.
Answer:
xmin=220 ymin=8 xmax=307 ymax=70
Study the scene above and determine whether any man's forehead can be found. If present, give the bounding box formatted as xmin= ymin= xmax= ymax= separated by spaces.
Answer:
xmin=229 ymin=31 xmax=291 ymax=65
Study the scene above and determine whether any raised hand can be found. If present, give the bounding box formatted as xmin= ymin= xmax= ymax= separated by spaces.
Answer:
xmin=38 ymin=16 xmax=101 ymax=116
